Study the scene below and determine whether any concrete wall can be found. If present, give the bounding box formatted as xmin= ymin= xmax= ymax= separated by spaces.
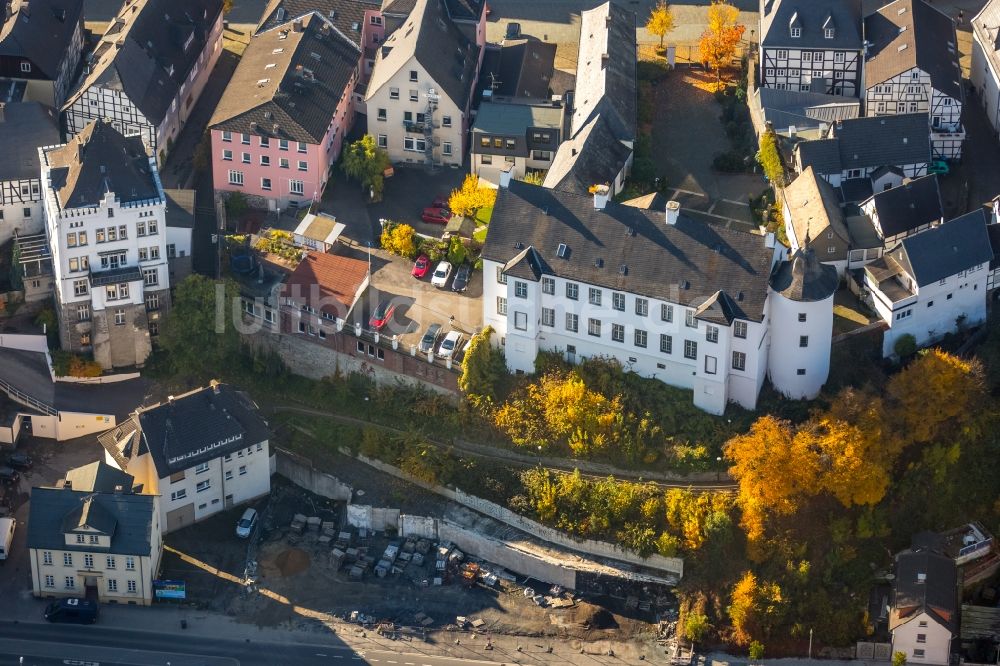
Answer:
xmin=274 ymin=448 xmax=353 ymax=501
xmin=347 ymin=504 xmax=399 ymax=532
xmin=399 ymin=514 xmax=437 ymax=539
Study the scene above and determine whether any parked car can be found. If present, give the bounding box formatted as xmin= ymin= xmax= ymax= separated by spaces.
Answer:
xmin=411 ymin=254 xmax=431 ymax=278
xmin=0 ymin=467 xmax=19 ymax=485
xmin=236 ymin=508 xmax=258 ymax=538
xmin=369 ymin=300 xmax=396 ymax=330
xmin=420 ymin=324 xmax=443 ymax=353
xmin=431 ymin=195 xmax=450 ymax=210
xmin=431 ymin=261 xmax=453 ymax=288
xmin=0 ymin=517 xmax=15 ymax=561
xmin=421 ymin=207 xmax=451 ymax=225
xmin=929 ymin=159 xmax=950 ymax=176
xmin=451 ymin=264 xmax=471 ymax=293
xmin=438 ymin=331 xmax=464 ymax=359
xmin=44 ymin=598 xmax=99 ymax=624
xmin=6 ymin=452 xmax=32 ymax=470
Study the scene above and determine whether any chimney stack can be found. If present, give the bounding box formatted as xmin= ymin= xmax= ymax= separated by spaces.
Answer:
xmin=292 ymin=18 xmax=304 ymax=32
xmin=665 ymin=199 xmax=680 ymax=225
xmin=592 ymin=183 xmax=610 ymax=211
xmin=498 ymin=166 xmax=513 ymax=189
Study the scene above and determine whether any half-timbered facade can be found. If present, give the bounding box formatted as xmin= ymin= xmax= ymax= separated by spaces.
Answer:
xmin=758 ymin=0 xmax=863 ymax=96
xmin=862 ymin=0 xmax=964 ymax=159
xmin=0 ymin=102 xmax=60 ymax=245
xmin=0 ymin=0 xmax=84 ymax=108
xmin=40 ymin=121 xmax=171 ymax=370
xmin=62 ymin=0 xmax=223 ymax=164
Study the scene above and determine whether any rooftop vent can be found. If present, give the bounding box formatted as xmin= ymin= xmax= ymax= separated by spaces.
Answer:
xmin=556 ymin=243 xmax=568 ymax=258
xmin=898 ymin=43 xmax=908 ymax=52
xmin=917 ymin=572 xmax=927 ymax=583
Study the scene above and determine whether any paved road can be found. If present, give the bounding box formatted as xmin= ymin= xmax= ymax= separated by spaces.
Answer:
xmin=0 ymin=622 xmax=506 ymax=666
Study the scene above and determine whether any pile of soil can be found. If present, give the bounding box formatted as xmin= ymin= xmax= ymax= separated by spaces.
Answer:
xmin=582 ymin=608 xmax=618 ymax=630
xmin=274 ymin=548 xmax=311 ymax=577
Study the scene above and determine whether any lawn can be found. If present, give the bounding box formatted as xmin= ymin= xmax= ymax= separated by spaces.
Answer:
xmin=474 ymin=205 xmax=493 ymax=225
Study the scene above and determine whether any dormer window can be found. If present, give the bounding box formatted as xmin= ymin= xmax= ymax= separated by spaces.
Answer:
xmin=791 ymin=27 xmax=801 ymax=38
xmin=824 ymin=28 xmax=834 ymax=39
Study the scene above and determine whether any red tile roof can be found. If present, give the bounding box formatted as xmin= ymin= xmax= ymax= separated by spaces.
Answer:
xmin=281 ymin=251 xmax=369 ymax=317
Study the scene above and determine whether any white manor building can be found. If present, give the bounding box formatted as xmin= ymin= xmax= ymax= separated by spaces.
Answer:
xmin=98 ymin=382 xmax=272 ymax=534
xmin=481 ymin=179 xmax=838 ymax=415
xmin=40 ymin=120 xmax=170 ymax=370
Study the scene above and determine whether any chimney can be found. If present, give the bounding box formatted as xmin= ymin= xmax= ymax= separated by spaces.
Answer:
xmin=292 ymin=19 xmax=304 ymax=32
xmin=210 ymin=379 xmax=221 ymax=394
xmin=0 ymin=103 xmax=5 ymax=123
xmin=498 ymin=166 xmax=513 ymax=189
xmin=592 ymin=183 xmax=610 ymax=210
xmin=665 ymin=199 xmax=680 ymax=225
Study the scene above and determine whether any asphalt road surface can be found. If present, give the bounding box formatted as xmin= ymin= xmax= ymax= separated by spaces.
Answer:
xmin=0 ymin=622 xmax=505 ymax=666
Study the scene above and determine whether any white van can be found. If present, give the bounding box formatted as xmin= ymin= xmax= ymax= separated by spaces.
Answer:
xmin=0 ymin=517 xmax=15 ymax=560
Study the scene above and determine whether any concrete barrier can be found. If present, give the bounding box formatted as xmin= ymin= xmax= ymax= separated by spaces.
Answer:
xmin=274 ymin=448 xmax=353 ymax=501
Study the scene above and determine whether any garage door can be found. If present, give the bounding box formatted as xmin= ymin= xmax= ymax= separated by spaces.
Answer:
xmin=166 ymin=503 xmax=195 ymax=532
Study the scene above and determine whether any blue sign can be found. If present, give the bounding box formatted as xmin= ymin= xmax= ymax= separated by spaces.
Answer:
xmin=153 ymin=580 xmax=186 ymax=599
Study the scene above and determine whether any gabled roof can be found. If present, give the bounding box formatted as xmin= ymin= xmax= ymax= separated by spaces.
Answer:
xmin=0 ymin=0 xmax=83 ymax=80
xmin=502 ymin=245 xmax=546 ymax=281
xmin=783 ymin=166 xmax=850 ymax=247
xmin=770 ymin=247 xmax=839 ymax=302
xmin=0 ymin=101 xmax=59 ymax=181
xmin=365 ymin=0 xmax=478 ymax=109
xmin=484 ymin=40 xmax=556 ymax=99
xmin=694 ymin=290 xmax=741 ymax=325
xmin=63 ymin=0 xmax=223 ymax=125
xmin=796 ymin=113 xmax=930 ymax=175
xmin=483 ymin=181 xmax=776 ymax=322
xmin=64 ymin=460 xmax=135 ymax=493
xmin=754 ymin=87 xmax=860 ymax=133
xmin=570 ymin=1 xmax=636 ymax=141
xmin=42 ymin=120 xmax=160 ymax=210
xmin=891 ymin=547 xmax=959 ymax=634
xmin=973 ymin=0 xmax=1000 ymax=90
xmin=760 ymin=0 xmax=863 ymax=50
xmin=543 ymin=112 xmax=632 ymax=195
xmin=860 ymin=174 xmax=942 ymax=238
xmin=256 ymin=0 xmax=379 ymax=46
xmin=209 ymin=13 xmax=360 ymax=144
xmin=27 ymin=487 xmax=155 ymax=556
xmin=888 ymin=209 xmax=993 ymax=287
xmin=103 ymin=383 xmax=272 ymax=479
xmin=280 ymin=250 xmax=369 ymax=317
xmin=864 ymin=0 xmax=962 ymax=100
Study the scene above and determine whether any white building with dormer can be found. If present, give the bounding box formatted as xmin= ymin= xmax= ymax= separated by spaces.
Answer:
xmin=481 ymin=177 xmax=835 ymax=415
xmin=40 ymin=120 xmax=170 ymax=370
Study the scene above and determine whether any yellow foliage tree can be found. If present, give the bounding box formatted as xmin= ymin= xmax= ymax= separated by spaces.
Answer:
xmin=646 ymin=0 xmax=675 ymax=49
xmin=800 ymin=417 xmax=890 ymax=508
xmin=699 ymin=0 xmax=745 ymax=87
xmin=728 ymin=571 xmax=785 ymax=646
xmin=380 ymin=222 xmax=417 ymax=258
xmin=448 ymin=174 xmax=497 ymax=218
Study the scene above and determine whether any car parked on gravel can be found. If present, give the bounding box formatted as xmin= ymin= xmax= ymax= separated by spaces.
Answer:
xmin=411 ymin=254 xmax=431 ymax=278
xmin=420 ymin=324 xmax=443 ymax=353
xmin=431 ymin=261 xmax=453 ymax=288
xmin=451 ymin=264 xmax=471 ymax=293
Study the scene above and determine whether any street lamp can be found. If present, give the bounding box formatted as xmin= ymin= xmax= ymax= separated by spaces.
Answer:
xmin=716 ymin=456 xmax=723 ymax=482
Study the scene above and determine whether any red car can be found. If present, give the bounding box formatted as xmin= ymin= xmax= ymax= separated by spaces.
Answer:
xmin=369 ymin=300 xmax=396 ymax=331
xmin=421 ymin=207 xmax=451 ymax=225
xmin=411 ymin=254 xmax=431 ymax=278
xmin=431 ymin=195 xmax=450 ymax=210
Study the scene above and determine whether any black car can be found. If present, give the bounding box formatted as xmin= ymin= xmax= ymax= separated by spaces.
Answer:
xmin=0 ymin=466 xmax=20 ymax=485
xmin=451 ymin=264 xmax=472 ymax=293
xmin=6 ymin=452 xmax=32 ymax=470
xmin=420 ymin=324 xmax=443 ymax=353
xmin=45 ymin=598 xmax=99 ymax=624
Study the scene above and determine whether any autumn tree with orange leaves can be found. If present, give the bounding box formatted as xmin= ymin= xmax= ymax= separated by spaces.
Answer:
xmin=699 ymin=0 xmax=745 ymax=88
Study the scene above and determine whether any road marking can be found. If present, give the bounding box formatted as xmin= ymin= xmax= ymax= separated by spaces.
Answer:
xmin=672 ymin=187 xmax=708 ymax=198
xmin=722 ymin=198 xmax=751 ymax=207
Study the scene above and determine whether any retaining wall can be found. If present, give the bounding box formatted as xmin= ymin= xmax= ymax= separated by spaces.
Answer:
xmin=274 ymin=448 xmax=353 ymax=501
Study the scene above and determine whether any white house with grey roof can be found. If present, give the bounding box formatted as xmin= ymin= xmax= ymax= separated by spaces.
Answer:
xmin=28 ymin=460 xmax=161 ymax=605
xmin=0 ymin=0 xmax=84 ymax=109
xmin=971 ymin=0 xmax=1000 ymax=136
xmin=62 ymin=0 xmax=224 ymax=163
xmin=860 ymin=209 xmax=992 ymax=357
xmin=543 ymin=2 xmax=636 ymax=197
xmin=862 ymin=0 xmax=965 ymax=159
xmin=471 ymin=99 xmax=563 ymax=185
xmin=758 ymin=0 xmax=864 ymax=97
xmin=99 ymin=382 xmax=272 ymax=534
xmin=858 ymin=174 xmax=943 ymax=247
xmin=0 ymin=102 xmax=60 ymax=245
xmin=481 ymin=179 xmax=836 ymax=415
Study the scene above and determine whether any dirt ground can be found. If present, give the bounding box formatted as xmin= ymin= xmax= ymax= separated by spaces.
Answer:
xmin=161 ymin=478 xmax=665 ymax=645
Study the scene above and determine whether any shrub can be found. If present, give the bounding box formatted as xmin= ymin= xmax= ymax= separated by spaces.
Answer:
xmin=254 ymin=229 xmax=303 ymax=263
xmin=894 ymin=333 xmax=917 ymax=359
xmin=51 ymin=350 xmax=102 ymax=377
xmin=380 ymin=222 xmax=417 ymax=258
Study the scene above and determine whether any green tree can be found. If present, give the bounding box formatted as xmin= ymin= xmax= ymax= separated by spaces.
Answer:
xmin=447 ymin=235 xmax=467 ymax=265
xmin=749 ymin=640 xmax=765 ymax=663
xmin=757 ymin=130 xmax=784 ymax=186
xmin=225 ymin=192 xmax=248 ymax=227
xmin=646 ymin=0 xmax=675 ymax=49
xmin=34 ymin=307 xmax=58 ymax=346
xmin=893 ymin=333 xmax=917 ymax=359
xmin=9 ymin=240 xmax=23 ymax=290
xmin=684 ymin=611 xmax=711 ymax=643
xmin=160 ymin=275 xmax=242 ymax=378
xmin=341 ymin=135 xmax=391 ymax=201
xmin=458 ymin=326 xmax=508 ymax=403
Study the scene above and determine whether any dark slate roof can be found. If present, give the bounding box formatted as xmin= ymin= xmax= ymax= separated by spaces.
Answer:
xmin=0 ymin=0 xmax=83 ymax=80
xmin=366 ymin=0 xmax=478 ymax=110
xmin=164 ymin=188 xmax=196 ymax=229
xmin=570 ymin=1 xmax=636 ymax=141
xmin=62 ymin=0 xmax=224 ymax=124
xmin=484 ymin=40 xmax=557 ymax=99
xmin=0 ymin=102 xmax=59 ymax=181
xmin=864 ymin=0 xmax=962 ymax=100
xmin=760 ymin=0 xmax=863 ymax=50
xmin=770 ymin=247 xmax=839 ymax=301
xmin=754 ymin=88 xmax=860 ymax=132
xmin=63 ymin=460 xmax=135 ymax=493
xmin=797 ymin=114 xmax=930 ymax=175
xmin=256 ymin=0 xmax=379 ymax=46
xmin=889 ymin=209 xmax=993 ymax=287
xmin=27 ymin=487 xmax=155 ymax=556
xmin=43 ymin=120 xmax=160 ymax=210
xmin=861 ymin=174 xmax=942 ymax=237
xmin=62 ymin=495 xmax=117 ymax=534
xmin=694 ymin=290 xmax=741 ymax=325
xmin=117 ymin=383 xmax=271 ymax=478
xmin=839 ymin=177 xmax=874 ymax=204
xmin=471 ymin=100 xmax=562 ymax=139
xmin=891 ymin=547 xmax=958 ymax=633
xmin=483 ymin=181 xmax=776 ymax=322
xmin=543 ymin=113 xmax=632 ymax=195
xmin=209 ymin=13 xmax=360 ymax=144
xmin=796 ymin=138 xmax=841 ymax=174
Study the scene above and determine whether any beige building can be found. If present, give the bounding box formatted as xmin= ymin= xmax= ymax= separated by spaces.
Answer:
xmin=365 ymin=0 xmax=482 ymax=167
xmin=27 ymin=461 xmax=161 ymax=605
xmin=782 ymin=166 xmax=851 ymax=275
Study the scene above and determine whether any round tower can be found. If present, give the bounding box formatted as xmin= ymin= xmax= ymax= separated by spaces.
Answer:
xmin=767 ymin=247 xmax=839 ymax=400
